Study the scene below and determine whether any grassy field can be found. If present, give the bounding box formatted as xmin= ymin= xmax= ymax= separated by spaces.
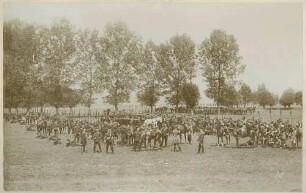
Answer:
xmin=3 ymin=121 xmax=303 ymax=192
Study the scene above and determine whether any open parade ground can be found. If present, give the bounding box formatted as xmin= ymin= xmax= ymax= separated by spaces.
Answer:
xmin=3 ymin=2 xmax=303 ymax=192
xmin=3 ymin=116 xmax=302 ymax=192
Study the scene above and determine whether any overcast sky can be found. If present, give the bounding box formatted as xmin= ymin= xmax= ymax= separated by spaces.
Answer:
xmin=4 ymin=2 xmax=303 ymax=105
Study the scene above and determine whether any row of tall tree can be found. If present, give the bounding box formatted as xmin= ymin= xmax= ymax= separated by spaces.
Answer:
xmin=4 ymin=18 xmax=301 ymax=114
xmin=235 ymin=83 xmax=302 ymax=109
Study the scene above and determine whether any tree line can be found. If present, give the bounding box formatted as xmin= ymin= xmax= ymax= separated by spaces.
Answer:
xmin=226 ymin=83 xmax=302 ymax=109
xmin=3 ymin=18 xmax=302 ymax=114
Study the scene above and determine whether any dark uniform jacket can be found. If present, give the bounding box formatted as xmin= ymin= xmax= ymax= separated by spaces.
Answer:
xmin=135 ymin=131 xmax=142 ymax=142
xmin=81 ymin=133 xmax=87 ymax=145
xmin=197 ymin=133 xmax=205 ymax=144
xmin=93 ymin=132 xmax=101 ymax=143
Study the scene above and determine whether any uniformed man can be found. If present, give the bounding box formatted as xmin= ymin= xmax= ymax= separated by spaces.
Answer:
xmin=154 ymin=127 xmax=162 ymax=150
xmin=74 ymin=124 xmax=81 ymax=144
xmin=140 ymin=127 xmax=147 ymax=150
xmin=290 ymin=127 xmax=297 ymax=148
xmin=80 ymin=129 xmax=87 ymax=153
xmin=197 ymin=129 xmax=205 ymax=154
xmin=93 ymin=129 xmax=102 ymax=153
xmin=134 ymin=128 xmax=142 ymax=152
xmin=172 ymin=126 xmax=181 ymax=152
xmin=148 ymin=126 xmax=155 ymax=147
xmin=186 ymin=125 xmax=192 ymax=144
xmin=105 ymin=129 xmax=114 ymax=154
xmin=161 ymin=124 xmax=169 ymax=147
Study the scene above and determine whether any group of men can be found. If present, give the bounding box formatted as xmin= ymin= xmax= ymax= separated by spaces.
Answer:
xmin=211 ymin=117 xmax=303 ymax=148
xmin=4 ymin=111 xmax=302 ymax=155
xmin=5 ymin=112 xmax=207 ymax=154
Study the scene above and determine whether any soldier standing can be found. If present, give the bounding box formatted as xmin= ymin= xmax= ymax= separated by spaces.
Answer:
xmin=81 ymin=129 xmax=87 ymax=153
xmin=197 ymin=129 xmax=205 ymax=154
xmin=154 ymin=128 xmax=162 ymax=150
xmin=74 ymin=123 xmax=81 ymax=144
xmin=140 ymin=128 xmax=147 ymax=150
xmin=172 ymin=126 xmax=181 ymax=152
xmin=148 ymin=126 xmax=155 ymax=147
xmin=134 ymin=128 xmax=142 ymax=152
xmin=105 ymin=129 xmax=114 ymax=154
xmin=93 ymin=129 xmax=102 ymax=153
xmin=161 ymin=124 xmax=169 ymax=147
xmin=187 ymin=125 xmax=192 ymax=144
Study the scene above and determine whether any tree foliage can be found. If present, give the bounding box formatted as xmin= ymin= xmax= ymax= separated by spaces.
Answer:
xmin=157 ymin=34 xmax=196 ymax=110
xmin=74 ymin=28 xmax=100 ymax=110
xmin=255 ymin=84 xmax=271 ymax=108
xmin=219 ymin=85 xmax=240 ymax=107
xmin=96 ymin=22 xmax=142 ymax=111
xmin=279 ymin=88 xmax=295 ymax=108
xmin=62 ymin=87 xmax=82 ymax=109
xmin=137 ymin=85 xmax=159 ymax=113
xmin=239 ymin=83 xmax=252 ymax=107
xmin=267 ymin=93 xmax=278 ymax=107
xmin=3 ymin=19 xmax=42 ymax=111
xmin=40 ymin=18 xmax=77 ymax=112
xmin=199 ymin=29 xmax=245 ymax=109
xmin=137 ymin=41 xmax=165 ymax=112
xmin=4 ymin=18 xmax=302 ymax=114
xmin=295 ymin=91 xmax=302 ymax=106
xmin=181 ymin=83 xmax=200 ymax=109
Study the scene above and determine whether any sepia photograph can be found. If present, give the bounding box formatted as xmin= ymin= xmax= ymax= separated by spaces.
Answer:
xmin=2 ymin=1 xmax=304 ymax=192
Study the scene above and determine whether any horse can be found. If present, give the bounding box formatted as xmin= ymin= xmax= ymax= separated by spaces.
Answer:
xmin=143 ymin=117 xmax=163 ymax=127
xmin=187 ymin=118 xmax=196 ymax=134
xmin=232 ymin=120 xmax=254 ymax=147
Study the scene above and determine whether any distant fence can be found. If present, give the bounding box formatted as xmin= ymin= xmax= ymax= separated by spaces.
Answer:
xmin=213 ymin=108 xmax=302 ymax=125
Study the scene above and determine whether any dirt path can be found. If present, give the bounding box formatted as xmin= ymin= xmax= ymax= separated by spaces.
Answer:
xmin=3 ymin=122 xmax=302 ymax=191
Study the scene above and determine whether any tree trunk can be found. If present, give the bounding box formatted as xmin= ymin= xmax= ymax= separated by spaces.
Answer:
xmin=40 ymin=106 xmax=44 ymax=113
xmin=9 ymin=108 xmax=12 ymax=114
xmin=88 ymin=106 xmax=91 ymax=116
xmin=56 ymin=107 xmax=59 ymax=114
xmin=114 ymin=103 xmax=118 ymax=112
xmin=69 ymin=107 xmax=73 ymax=114
xmin=16 ymin=107 xmax=19 ymax=114
xmin=150 ymin=105 xmax=153 ymax=113
xmin=26 ymin=107 xmax=31 ymax=113
xmin=175 ymin=88 xmax=179 ymax=113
